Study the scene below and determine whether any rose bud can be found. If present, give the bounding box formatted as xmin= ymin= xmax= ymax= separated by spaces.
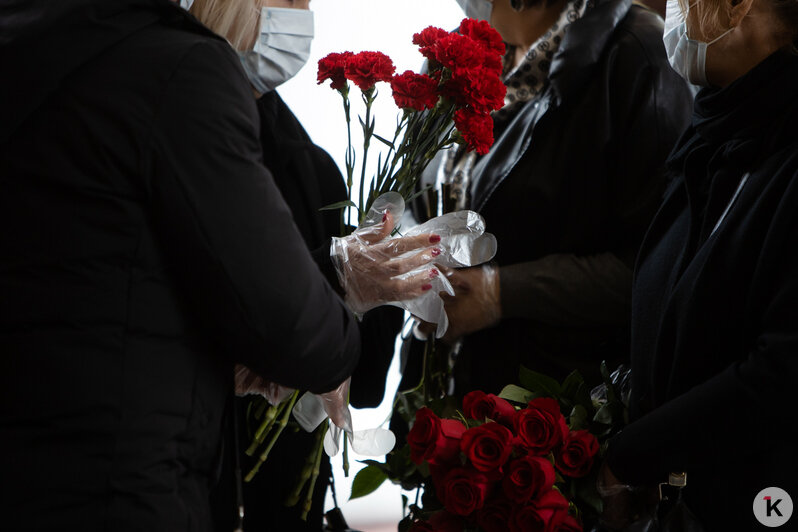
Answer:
xmin=513 ymin=398 xmax=568 ymax=456
xmin=437 ymin=466 xmax=492 ymax=516
xmin=502 ymin=455 xmax=556 ymax=504
xmin=408 ymin=407 xmax=466 ymax=466
xmin=460 ymin=422 xmax=514 ymax=472
xmin=463 ymin=390 xmax=516 ymax=426
xmin=555 ymin=430 xmax=600 ymax=478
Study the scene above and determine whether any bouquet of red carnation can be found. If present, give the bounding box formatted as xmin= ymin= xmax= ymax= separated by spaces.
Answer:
xmin=317 ymin=18 xmax=506 ymax=233
xmin=351 ymin=363 xmax=630 ymax=531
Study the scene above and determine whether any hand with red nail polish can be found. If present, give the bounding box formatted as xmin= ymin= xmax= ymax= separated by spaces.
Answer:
xmin=330 ymin=204 xmax=446 ymax=313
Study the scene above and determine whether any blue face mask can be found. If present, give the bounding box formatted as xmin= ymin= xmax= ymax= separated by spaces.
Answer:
xmin=455 ymin=0 xmax=493 ymax=22
xmin=662 ymin=0 xmax=733 ymax=86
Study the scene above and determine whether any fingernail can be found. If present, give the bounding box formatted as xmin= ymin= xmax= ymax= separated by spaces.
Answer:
xmin=422 ymin=284 xmax=433 ymax=291
xmin=382 ymin=213 xmax=387 ymax=222
xmin=431 ymin=248 xmax=441 ymax=257
xmin=429 ymin=268 xmax=439 ymax=278
xmin=429 ymin=234 xmax=441 ymax=243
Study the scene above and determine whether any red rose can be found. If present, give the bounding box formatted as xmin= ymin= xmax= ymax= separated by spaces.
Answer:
xmin=408 ymin=407 xmax=466 ymax=465
xmin=555 ymin=430 xmax=599 ymax=478
xmin=463 ymin=391 xmax=516 ymax=425
xmin=454 ymin=108 xmax=494 ymax=155
xmin=317 ymin=51 xmax=353 ymax=90
xmin=513 ymin=398 xmax=569 ymax=456
xmin=458 ymin=18 xmax=506 ymax=57
xmin=390 ymin=71 xmax=440 ymax=111
xmin=502 ymin=456 xmax=556 ymax=503
xmin=437 ymin=466 xmax=492 ymax=516
xmin=557 ymin=515 xmax=583 ymax=532
xmin=510 ymin=490 xmax=570 ymax=532
xmin=344 ymin=51 xmax=396 ymax=91
xmin=460 ymin=422 xmax=514 ymax=472
xmin=476 ymin=495 xmax=514 ymax=532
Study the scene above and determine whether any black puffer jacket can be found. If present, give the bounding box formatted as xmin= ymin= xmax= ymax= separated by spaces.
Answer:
xmin=0 ymin=1 xmax=359 ymax=530
xmin=411 ymin=0 xmax=693 ymax=393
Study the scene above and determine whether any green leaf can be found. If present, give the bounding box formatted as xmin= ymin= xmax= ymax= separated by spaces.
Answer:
xmin=373 ymin=133 xmax=395 ymax=149
xmin=350 ymin=464 xmax=388 ymax=500
xmin=405 ymin=184 xmax=433 ymax=204
xmin=319 ymin=200 xmax=358 ymax=212
xmin=499 ymin=384 xmax=535 ymax=404
xmin=569 ymin=404 xmax=589 ymax=431
xmin=561 ymin=370 xmax=584 ymax=401
xmin=519 ymin=365 xmax=562 ymax=397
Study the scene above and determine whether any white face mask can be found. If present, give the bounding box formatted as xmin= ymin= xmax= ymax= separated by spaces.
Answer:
xmin=239 ymin=7 xmax=314 ymax=94
xmin=662 ymin=0 xmax=733 ymax=86
xmin=454 ymin=0 xmax=493 ymax=22
xmin=178 ymin=0 xmax=194 ymax=9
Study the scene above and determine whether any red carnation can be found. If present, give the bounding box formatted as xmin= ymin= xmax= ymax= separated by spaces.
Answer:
xmin=344 ymin=51 xmax=396 ymax=91
xmin=555 ymin=430 xmax=600 ymax=478
xmin=408 ymin=407 xmax=466 ymax=466
xmin=413 ymin=26 xmax=450 ymax=60
xmin=437 ymin=466 xmax=493 ymax=516
xmin=433 ymin=33 xmax=486 ymax=72
xmin=317 ymin=51 xmax=354 ymax=90
xmin=502 ymin=456 xmax=556 ymax=504
xmin=391 ymin=71 xmax=440 ymax=111
xmin=476 ymin=495 xmax=514 ymax=532
xmin=454 ymin=108 xmax=494 ymax=155
xmin=513 ymin=398 xmax=569 ymax=456
xmin=459 ymin=18 xmax=506 ymax=57
xmin=444 ymin=69 xmax=506 ymax=114
xmin=509 ymin=490 xmax=570 ymax=532
xmin=463 ymin=390 xmax=516 ymax=426
xmin=460 ymin=421 xmax=514 ymax=472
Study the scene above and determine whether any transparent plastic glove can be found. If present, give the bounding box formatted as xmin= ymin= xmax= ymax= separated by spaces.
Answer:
xmin=324 ymin=422 xmax=396 ymax=457
xmin=292 ymin=378 xmax=353 ymax=434
xmin=331 ymin=192 xmax=443 ymax=315
xmin=233 ymin=364 xmax=295 ymax=405
xmin=417 ymin=263 xmax=501 ymax=343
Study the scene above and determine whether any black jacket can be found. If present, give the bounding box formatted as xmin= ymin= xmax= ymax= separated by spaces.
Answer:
xmin=607 ymin=50 xmax=798 ymax=530
xmin=426 ymin=0 xmax=694 ymax=392
xmin=0 ymin=1 xmax=359 ymax=530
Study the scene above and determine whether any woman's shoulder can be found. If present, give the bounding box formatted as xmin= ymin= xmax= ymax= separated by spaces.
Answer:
xmin=608 ymin=3 xmax=669 ymax=65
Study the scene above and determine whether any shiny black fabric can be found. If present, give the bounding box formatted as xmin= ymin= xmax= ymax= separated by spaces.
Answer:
xmin=0 ymin=1 xmax=360 ymax=530
xmin=607 ymin=51 xmax=798 ymax=530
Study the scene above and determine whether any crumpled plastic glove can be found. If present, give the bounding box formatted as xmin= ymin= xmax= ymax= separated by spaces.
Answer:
xmin=233 ymin=364 xmax=295 ymax=405
xmin=292 ymin=386 xmax=396 ymax=458
xmin=331 ymin=192 xmax=497 ymax=337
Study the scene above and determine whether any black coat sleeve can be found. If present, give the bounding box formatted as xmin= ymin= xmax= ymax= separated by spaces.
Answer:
xmin=144 ymin=41 xmax=360 ymax=394
xmin=607 ymin=228 xmax=798 ymax=484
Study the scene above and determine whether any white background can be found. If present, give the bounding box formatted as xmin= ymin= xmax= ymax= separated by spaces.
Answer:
xmin=276 ymin=1 xmax=464 ymax=530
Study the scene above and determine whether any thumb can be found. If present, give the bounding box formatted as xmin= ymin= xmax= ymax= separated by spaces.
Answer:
xmin=358 ymin=209 xmax=396 ymax=245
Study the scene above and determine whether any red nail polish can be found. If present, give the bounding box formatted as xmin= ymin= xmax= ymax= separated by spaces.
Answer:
xmin=431 ymin=248 xmax=441 ymax=257
xmin=422 ymin=284 xmax=432 ymax=291
xmin=429 ymin=234 xmax=441 ymax=243
xmin=382 ymin=213 xmax=387 ymax=222
xmin=429 ymin=268 xmax=439 ymax=278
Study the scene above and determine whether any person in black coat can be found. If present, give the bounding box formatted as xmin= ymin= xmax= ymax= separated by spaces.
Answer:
xmin=0 ymin=1 xmax=365 ymax=530
xmin=409 ymin=0 xmax=694 ymax=394
xmin=601 ymin=1 xmax=798 ymax=529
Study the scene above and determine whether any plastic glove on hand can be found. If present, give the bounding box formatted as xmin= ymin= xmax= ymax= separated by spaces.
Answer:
xmin=331 ymin=192 xmax=442 ymax=314
xmin=233 ymin=364 xmax=295 ymax=405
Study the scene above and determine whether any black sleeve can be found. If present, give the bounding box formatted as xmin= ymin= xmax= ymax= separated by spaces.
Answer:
xmin=144 ymin=41 xmax=360 ymax=394
xmin=607 ymin=241 xmax=798 ymax=484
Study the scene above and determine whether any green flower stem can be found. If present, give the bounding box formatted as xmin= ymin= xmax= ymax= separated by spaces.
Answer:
xmin=301 ymin=422 xmax=329 ymax=521
xmin=244 ymin=390 xmax=300 ymax=482
xmin=245 ymin=400 xmax=285 ymax=456
xmin=342 ymin=432 xmax=350 ymax=478
xmin=358 ymin=88 xmax=376 ymax=225
xmin=284 ymin=422 xmax=327 ymax=508
xmin=341 ymin=87 xmax=355 ymax=235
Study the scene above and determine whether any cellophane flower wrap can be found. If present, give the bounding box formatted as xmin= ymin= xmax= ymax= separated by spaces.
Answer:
xmin=316 ymin=18 xmax=506 ymax=232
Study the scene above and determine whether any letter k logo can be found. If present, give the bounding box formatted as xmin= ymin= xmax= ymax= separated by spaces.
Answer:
xmin=765 ymin=496 xmax=784 ymax=518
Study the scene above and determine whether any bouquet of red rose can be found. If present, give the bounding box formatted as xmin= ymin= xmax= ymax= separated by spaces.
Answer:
xmin=352 ymin=363 xmax=630 ymax=531
xmin=316 ymin=18 xmax=506 ymax=233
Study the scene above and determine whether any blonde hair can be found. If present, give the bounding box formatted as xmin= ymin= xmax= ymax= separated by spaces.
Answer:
xmin=680 ymin=0 xmax=798 ymax=46
xmin=190 ymin=0 xmax=261 ymax=51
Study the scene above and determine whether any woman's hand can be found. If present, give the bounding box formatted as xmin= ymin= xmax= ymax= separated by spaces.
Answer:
xmin=331 ymin=209 xmax=442 ymax=314
xmin=418 ymin=264 xmax=501 ymax=343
